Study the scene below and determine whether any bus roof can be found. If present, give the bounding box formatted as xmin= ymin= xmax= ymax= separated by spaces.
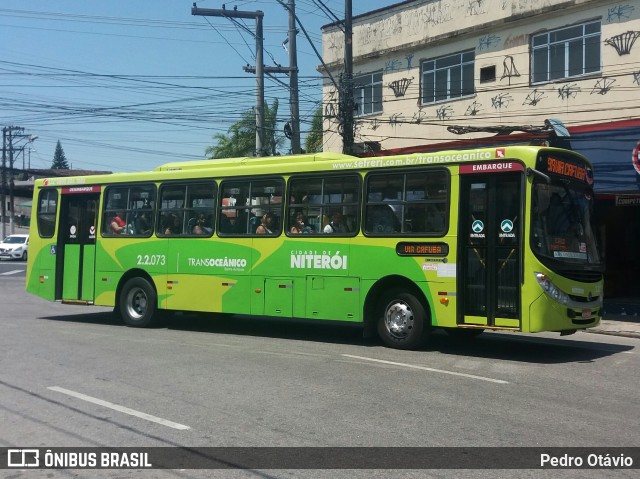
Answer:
xmin=33 ymin=146 xmax=591 ymax=188
xmin=154 ymin=152 xmax=356 ymax=172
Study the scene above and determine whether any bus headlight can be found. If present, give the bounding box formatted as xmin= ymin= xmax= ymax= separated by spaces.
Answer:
xmin=534 ymin=272 xmax=569 ymax=305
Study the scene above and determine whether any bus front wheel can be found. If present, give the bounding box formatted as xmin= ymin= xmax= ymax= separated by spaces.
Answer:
xmin=376 ymin=289 xmax=428 ymax=350
xmin=119 ymin=277 xmax=157 ymax=327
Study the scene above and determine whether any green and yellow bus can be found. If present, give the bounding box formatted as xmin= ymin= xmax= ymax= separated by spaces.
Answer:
xmin=26 ymin=145 xmax=604 ymax=349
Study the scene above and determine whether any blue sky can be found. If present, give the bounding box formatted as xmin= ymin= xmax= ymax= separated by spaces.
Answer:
xmin=1 ymin=0 xmax=393 ymax=173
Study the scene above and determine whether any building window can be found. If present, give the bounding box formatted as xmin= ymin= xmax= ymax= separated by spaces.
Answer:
xmin=480 ymin=65 xmax=496 ymax=83
xmin=353 ymin=71 xmax=383 ymax=116
xmin=531 ymin=21 xmax=601 ymax=84
xmin=421 ymin=51 xmax=475 ymax=104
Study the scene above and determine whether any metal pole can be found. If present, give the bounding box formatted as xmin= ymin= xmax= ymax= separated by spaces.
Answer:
xmin=9 ymin=129 xmax=14 ymax=234
xmin=1 ymin=128 xmax=6 ymax=239
xmin=256 ymin=12 xmax=265 ymax=157
xmin=342 ymin=0 xmax=354 ymax=155
xmin=191 ymin=6 xmax=265 ymax=157
xmin=288 ymin=0 xmax=301 ymax=154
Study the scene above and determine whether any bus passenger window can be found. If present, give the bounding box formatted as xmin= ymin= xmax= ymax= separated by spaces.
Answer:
xmin=287 ymin=175 xmax=360 ymax=237
xmin=37 ymin=189 xmax=58 ymax=238
xmin=365 ymin=170 xmax=449 ymax=235
xmin=103 ymin=184 xmax=156 ymax=237
xmin=219 ymin=179 xmax=283 ymax=236
xmin=157 ymin=181 xmax=216 ymax=237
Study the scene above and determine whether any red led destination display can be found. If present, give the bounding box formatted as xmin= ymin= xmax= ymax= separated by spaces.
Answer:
xmin=537 ymin=154 xmax=593 ymax=185
xmin=396 ymin=242 xmax=449 ymax=256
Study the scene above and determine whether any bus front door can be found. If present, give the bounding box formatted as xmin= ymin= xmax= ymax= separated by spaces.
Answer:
xmin=458 ymin=169 xmax=522 ymax=329
xmin=56 ymin=191 xmax=100 ymax=303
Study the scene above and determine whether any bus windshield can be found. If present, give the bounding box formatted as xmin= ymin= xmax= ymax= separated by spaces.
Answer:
xmin=531 ymin=181 xmax=601 ymax=267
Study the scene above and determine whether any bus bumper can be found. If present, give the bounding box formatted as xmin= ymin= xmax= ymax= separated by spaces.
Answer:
xmin=528 ymin=294 xmax=601 ymax=333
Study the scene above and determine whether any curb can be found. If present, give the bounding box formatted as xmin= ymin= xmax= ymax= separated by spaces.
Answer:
xmin=583 ymin=329 xmax=640 ymax=339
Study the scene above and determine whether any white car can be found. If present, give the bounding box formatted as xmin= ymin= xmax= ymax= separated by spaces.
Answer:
xmin=0 ymin=234 xmax=29 ymax=261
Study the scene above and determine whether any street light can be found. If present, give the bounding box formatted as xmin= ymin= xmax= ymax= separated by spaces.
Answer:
xmin=22 ymin=136 xmax=37 ymax=170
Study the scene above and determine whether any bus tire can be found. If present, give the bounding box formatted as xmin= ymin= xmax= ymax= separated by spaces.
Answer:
xmin=119 ymin=277 xmax=157 ymax=327
xmin=376 ymin=289 xmax=427 ymax=350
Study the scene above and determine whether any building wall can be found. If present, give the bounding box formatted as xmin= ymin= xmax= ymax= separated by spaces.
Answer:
xmin=321 ymin=0 xmax=640 ymax=154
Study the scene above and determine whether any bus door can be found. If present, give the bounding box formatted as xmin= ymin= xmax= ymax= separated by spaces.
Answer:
xmin=458 ymin=163 xmax=523 ymax=328
xmin=56 ymin=188 xmax=100 ymax=302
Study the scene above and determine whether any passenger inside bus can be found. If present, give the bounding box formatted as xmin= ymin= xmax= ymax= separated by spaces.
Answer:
xmin=290 ymin=212 xmax=314 ymax=234
xmin=110 ymin=211 xmax=126 ymax=234
xmin=220 ymin=213 xmax=245 ymax=234
xmin=195 ymin=213 xmax=213 ymax=234
xmin=367 ymin=205 xmax=400 ymax=233
xmin=133 ymin=211 xmax=152 ymax=235
xmin=163 ymin=213 xmax=180 ymax=235
xmin=323 ymin=211 xmax=347 ymax=233
xmin=255 ymin=213 xmax=275 ymax=234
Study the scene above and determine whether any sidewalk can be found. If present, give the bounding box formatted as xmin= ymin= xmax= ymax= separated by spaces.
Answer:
xmin=586 ymin=313 xmax=640 ymax=339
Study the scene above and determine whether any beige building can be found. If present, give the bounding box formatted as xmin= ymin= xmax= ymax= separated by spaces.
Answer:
xmin=322 ymin=0 xmax=639 ymax=155
xmin=321 ymin=0 xmax=640 ymax=306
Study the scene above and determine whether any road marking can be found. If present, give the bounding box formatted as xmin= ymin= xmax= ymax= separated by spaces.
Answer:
xmin=341 ymin=354 xmax=509 ymax=384
xmin=48 ymin=386 xmax=191 ymax=430
xmin=1 ymin=269 xmax=24 ymax=276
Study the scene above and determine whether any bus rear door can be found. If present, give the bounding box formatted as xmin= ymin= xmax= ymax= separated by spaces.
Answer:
xmin=56 ymin=188 xmax=100 ymax=303
xmin=458 ymin=162 xmax=524 ymax=329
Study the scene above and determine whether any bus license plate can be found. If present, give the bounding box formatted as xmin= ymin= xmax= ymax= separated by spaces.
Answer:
xmin=581 ymin=309 xmax=592 ymax=318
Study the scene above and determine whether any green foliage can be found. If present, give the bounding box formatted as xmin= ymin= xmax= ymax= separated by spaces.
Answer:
xmin=206 ymin=99 xmax=284 ymax=159
xmin=51 ymin=140 xmax=69 ymax=169
xmin=304 ymin=106 xmax=323 ymax=153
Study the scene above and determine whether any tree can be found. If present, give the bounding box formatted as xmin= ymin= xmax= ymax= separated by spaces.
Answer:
xmin=206 ymin=99 xmax=284 ymax=159
xmin=51 ymin=140 xmax=69 ymax=169
xmin=304 ymin=106 xmax=324 ymax=153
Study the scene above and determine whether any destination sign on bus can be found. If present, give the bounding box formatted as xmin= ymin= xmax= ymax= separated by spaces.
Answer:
xmin=541 ymin=156 xmax=590 ymax=183
xmin=62 ymin=185 xmax=101 ymax=194
xmin=396 ymin=242 xmax=449 ymax=256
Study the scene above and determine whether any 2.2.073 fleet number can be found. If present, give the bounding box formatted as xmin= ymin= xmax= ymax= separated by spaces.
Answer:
xmin=136 ymin=254 xmax=166 ymax=266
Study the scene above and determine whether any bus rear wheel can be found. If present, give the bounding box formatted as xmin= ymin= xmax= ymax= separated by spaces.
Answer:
xmin=376 ymin=289 xmax=428 ymax=350
xmin=119 ymin=277 xmax=157 ymax=327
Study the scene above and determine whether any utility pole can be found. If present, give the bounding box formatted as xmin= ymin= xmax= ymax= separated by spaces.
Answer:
xmin=1 ymin=126 xmax=24 ymax=237
xmin=287 ymin=0 xmax=301 ymax=153
xmin=340 ymin=0 xmax=354 ymax=155
xmin=248 ymin=0 xmax=301 ymax=154
xmin=192 ymin=5 xmax=266 ymax=156
xmin=1 ymin=128 xmax=6 ymax=239
xmin=9 ymin=129 xmax=15 ymax=234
